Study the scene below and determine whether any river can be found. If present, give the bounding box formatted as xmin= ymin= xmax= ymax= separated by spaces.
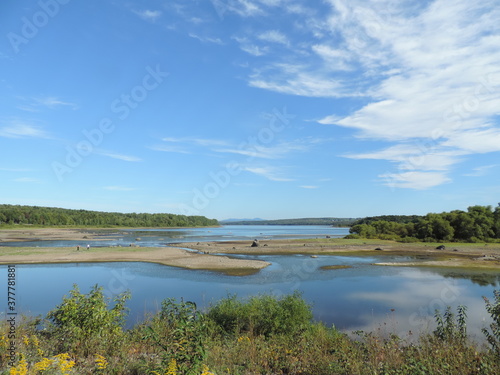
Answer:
xmin=0 ymin=225 xmax=498 ymax=341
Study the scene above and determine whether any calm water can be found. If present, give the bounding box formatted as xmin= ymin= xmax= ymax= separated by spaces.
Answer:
xmin=0 ymin=225 xmax=349 ymax=248
xmin=1 ymin=226 xmax=498 ymax=341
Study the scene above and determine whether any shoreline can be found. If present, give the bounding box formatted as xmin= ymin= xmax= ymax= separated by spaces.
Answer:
xmin=1 ymin=228 xmax=500 ymax=271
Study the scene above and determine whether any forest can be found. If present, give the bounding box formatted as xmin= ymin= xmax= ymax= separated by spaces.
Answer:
xmin=0 ymin=204 xmax=219 ymax=228
xmin=349 ymin=204 xmax=500 ymax=242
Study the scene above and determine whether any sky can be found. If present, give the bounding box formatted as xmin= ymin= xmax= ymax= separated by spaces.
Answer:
xmin=0 ymin=0 xmax=499 ymax=221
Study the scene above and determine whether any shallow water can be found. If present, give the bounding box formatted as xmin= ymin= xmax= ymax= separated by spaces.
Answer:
xmin=1 ymin=256 xmax=496 ymax=341
xmin=0 ymin=225 xmax=349 ymax=248
xmin=1 ymin=225 xmax=497 ymax=341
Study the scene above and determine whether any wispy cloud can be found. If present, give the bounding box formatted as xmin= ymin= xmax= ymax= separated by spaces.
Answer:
xmin=0 ymin=122 xmax=50 ymax=139
xmin=18 ymin=96 xmax=78 ymax=112
xmin=243 ymin=166 xmax=294 ymax=181
xmin=98 ymin=152 xmax=142 ymax=162
xmin=300 ymin=185 xmax=318 ymax=189
xmin=13 ymin=177 xmax=41 ymax=183
xmin=150 ymin=144 xmax=191 ymax=154
xmin=215 ymin=140 xmax=311 ymax=159
xmin=210 ymin=1 xmax=500 ymax=189
xmin=258 ymin=30 xmax=289 ymax=46
xmin=188 ymin=33 xmax=223 ymax=45
xmin=34 ymin=96 xmax=78 ymax=109
xmin=463 ymin=164 xmax=498 ymax=177
xmin=133 ymin=9 xmax=162 ymax=22
xmin=379 ymin=171 xmax=451 ymax=190
xmin=233 ymin=36 xmax=269 ymax=56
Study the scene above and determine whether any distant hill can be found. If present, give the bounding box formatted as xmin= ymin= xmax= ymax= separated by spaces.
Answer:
xmin=222 ymin=218 xmax=265 ymax=222
xmin=220 ymin=217 xmax=357 ymax=226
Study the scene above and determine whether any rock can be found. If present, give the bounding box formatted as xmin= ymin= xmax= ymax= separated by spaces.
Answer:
xmin=375 ymin=247 xmax=383 ymax=251
xmin=311 ymin=255 xmax=318 ymax=258
xmin=251 ymin=239 xmax=260 ymax=247
xmin=436 ymin=245 xmax=445 ymax=250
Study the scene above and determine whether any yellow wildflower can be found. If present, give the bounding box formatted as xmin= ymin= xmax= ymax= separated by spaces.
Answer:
xmin=201 ymin=364 xmax=215 ymax=375
xmin=9 ymin=357 xmax=28 ymax=375
xmin=31 ymin=335 xmax=40 ymax=348
xmin=22 ymin=335 xmax=29 ymax=346
xmin=54 ymin=353 xmax=75 ymax=375
xmin=166 ymin=358 xmax=178 ymax=375
xmin=34 ymin=357 xmax=54 ymax=372
xmin=95 ymin=354 xmax=108 ymax=370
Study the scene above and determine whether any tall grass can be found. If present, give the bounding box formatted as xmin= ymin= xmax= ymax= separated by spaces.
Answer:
xmin=1 ymin=287 xmax=499 ymax=374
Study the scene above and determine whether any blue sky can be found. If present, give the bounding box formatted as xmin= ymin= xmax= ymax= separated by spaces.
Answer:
xmin=1 ymin=0 xmax=499 ymax=220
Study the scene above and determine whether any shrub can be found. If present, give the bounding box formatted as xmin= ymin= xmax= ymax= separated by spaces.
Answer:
xmin=433 ymin=305 xmax=467 ymax=342
xmin=206 ymin=292 xmax=312 ymax=337
xmin=45 ymin=284 xmax=130 ymax=356
xmin=483 ymin=290 xmax=500 ymax=355
xmin=144 ymin=298 xmax=208 ymax=375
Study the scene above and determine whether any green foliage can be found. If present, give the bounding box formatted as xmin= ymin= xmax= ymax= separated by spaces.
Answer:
xmin=0 ymin=204 xmax=218 ymax=227
xmin=46 ymin=284 xmax=130 ymax=356
xmin=483 ymin=290 xmax=500 ymax=355
xmin=351 ymin=203 xmax=500 ymax=243
xmin=206 ymin=291 xmax=313 ymax=337
xmin=433 ymin=305 xmax=467 ymax=342
xmin=144 ymin=298 xmax=207 ymax=375
xmin=2 ymin=289 xmax=500 ymax=374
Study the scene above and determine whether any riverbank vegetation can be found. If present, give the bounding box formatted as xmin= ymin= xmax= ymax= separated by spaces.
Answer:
xmin=1 ymin=286 xmax=500 ymax=374
xmin=349 ymin=204 xmax=500 ymax=243
xmin=0 ymin=205 xmax=218 ymax=228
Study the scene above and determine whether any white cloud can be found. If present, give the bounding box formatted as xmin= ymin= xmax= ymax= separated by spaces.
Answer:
xmin=0 ymin=122 xmax=49 ymax=139
xmin=150 ymin=145 xmax=191 ymax=154
xmin=215 ymin=140 xmax=310 ymax=159
xmin=300 ymin=185 xmax=318 ymax=189
xmin=99 ymin=152 xmax=142 ymax=162
xmin=379 ymin=171 xmax=451 ymax=190
xmin=34 ymin=97 xmax=78 ymax=109
xmin=188 ymin=33 xmax=224 ymax=45
xmin=243 ymin=166 xmax=294 ymax=181
xmin=13 ymin=177 xmax=40 ymax=183
xmin=134 ymin=9 xmax=162 ymax=22
xmin=258 ymin=30 xmax=289 ymax=45
xmin=249 ymin=63 xmax=350 ymax=97
xmin=463 ymin=165 xmax=498 ymax=177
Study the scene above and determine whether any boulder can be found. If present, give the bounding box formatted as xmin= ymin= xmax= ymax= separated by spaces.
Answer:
xmin=436 ymin=245 xmax=446 ymax=250
xmin=251 ymin=239 xmax=260 ymax=247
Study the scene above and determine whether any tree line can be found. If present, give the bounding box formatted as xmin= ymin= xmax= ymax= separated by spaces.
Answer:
xmin=224 ymin=217 xmax=357 ymax=226
xmin=348 ymin=204 xmax=500 ymax=242
xmin=0 ymin=204 xmax=219 ymax=227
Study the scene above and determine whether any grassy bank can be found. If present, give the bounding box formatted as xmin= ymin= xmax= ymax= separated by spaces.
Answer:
xmin=1 ymin=286 xmax=500 ymax=374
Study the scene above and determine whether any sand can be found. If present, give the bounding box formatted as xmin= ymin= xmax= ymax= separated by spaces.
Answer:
xmin=1 ymin=228 xmax=500 ymax=272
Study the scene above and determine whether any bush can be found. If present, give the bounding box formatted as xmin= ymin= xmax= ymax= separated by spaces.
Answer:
xmin=483 ymin=290 xmax=500 ymax=355
xmin=206 ymin=292 xmax=312 ymax=337
xmin=144 ymin=298 xmax=208 ymax=375
xmin=45 ymin=284 xmax=130 ymax=356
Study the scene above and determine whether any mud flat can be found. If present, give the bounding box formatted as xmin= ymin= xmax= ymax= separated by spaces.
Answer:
xmin=0 ymin=245 xmax=270 ymax=276
xmin=169 ymin=238 xmax=500 ymax=270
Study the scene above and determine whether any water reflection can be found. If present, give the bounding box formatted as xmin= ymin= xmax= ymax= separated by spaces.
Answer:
xmin=0 ymin=225 xmax=350 ymax=248
xmin=0 ymin=256 xmax=495 ymax=342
